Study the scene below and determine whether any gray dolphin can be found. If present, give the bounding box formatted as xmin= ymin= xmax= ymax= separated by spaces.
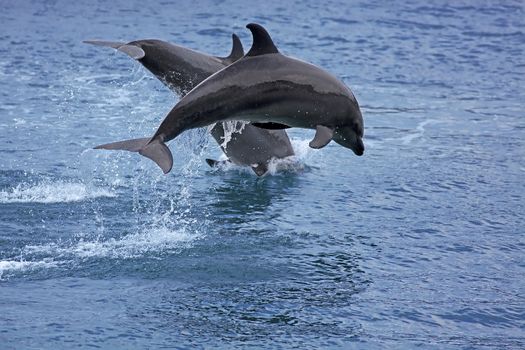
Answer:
xmin=85 ymin=35 xmax=294 ymax=176
xmin=94 ymin=23 xmax=364 ymax=174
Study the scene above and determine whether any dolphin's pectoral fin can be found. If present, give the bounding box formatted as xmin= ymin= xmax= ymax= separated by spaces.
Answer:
xmin=309 ymin=125 xmax=334 ymax=149
xmin=83 ymin=40 xmax=145 ymax=60
xmin=252 ymin=122 xmax=290 ymax=130
xmin=205 ymin=158 xmax=231 ymax=168
xmin=94 ymin=137 xmax=173 ymax=174
xmin=245 ymin=23 xmax=279 ymax=57
xmin=251 ymin=163 xmax=269 ymax=177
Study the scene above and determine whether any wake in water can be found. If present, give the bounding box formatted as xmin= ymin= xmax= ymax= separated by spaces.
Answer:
xmin=0 ymin=259 xmax=58 ymax=280
xmin=0 ymin=138 xmax=210 ymax=281
xmin=24 ymin=225 xmax=200 ymax=260
xmin=0 ymin=225 xmax=201 ymax=280
xmin=0 ymin=180 xmax=115 ymax=204
xmin=0 ymin=138 xmax=315 ymax=280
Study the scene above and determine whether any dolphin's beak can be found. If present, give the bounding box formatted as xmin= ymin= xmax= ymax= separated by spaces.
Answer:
xmin=333 ymin=130 xmax=365 ymax=156
xmin=353 ymin=137 xmax=364 ymax=156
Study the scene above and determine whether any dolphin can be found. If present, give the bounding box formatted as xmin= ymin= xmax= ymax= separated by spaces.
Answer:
xmin=85 ymin=35 xmax=294 ymax=175
xmin=94 ymin=23 xmax=364 ymax=174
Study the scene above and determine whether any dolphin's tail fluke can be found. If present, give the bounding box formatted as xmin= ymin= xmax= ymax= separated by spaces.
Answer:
xmin=94 ymin=137 xmax=149 ymax=152
xmin=83 ymin=40 xmax=146 ymax=60
xmin=139 ymin=141 xmax=173 ymax=174
xmin=94 ymin=138 xmax=173 ymax=174
xmin=83 ymin=40 xmax=125 ymax=49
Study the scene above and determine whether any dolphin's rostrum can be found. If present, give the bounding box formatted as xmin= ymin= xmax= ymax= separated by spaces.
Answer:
xmin=95 ymin=23 xmax=364 ymax=174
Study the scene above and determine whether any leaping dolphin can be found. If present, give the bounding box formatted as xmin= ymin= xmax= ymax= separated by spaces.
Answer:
xmin=85 ymin=34 xmax=294 ymax=176
xmin=94 ymin=23 xmax=364 ymax=174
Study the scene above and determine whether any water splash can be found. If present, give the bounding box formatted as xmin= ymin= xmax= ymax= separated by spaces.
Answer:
xmin=24 ymin=226 xmax=201 ymax=260
xmin=208 ymin=137 xmax=312 ymax=176
xmin=0 ymin=259 xmax=58 ymax=280
xmin=213 ymin=121 xmax=248 ymax=149
xmin=0 ymin=180 xmax=116 ymax=204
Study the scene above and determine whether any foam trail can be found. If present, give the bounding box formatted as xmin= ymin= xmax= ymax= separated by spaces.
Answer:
xmin=399 ymin=119 xmax=441 ymax=145
xmin=0 ymin=259 xmax=58 ymax=280
xmin=25 ymin=226 xmax=201 ymax=260
xmin=71 ymin=227 xmax=199 ymax=258
xmin=0 ymin=181 xmax=116 ymax=204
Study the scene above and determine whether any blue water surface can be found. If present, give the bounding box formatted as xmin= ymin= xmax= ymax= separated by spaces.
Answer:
xmin=0 ymin=0 xmax=524 ymax=349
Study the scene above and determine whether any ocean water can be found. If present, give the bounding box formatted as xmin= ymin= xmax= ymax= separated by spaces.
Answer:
xmin=1 ymin=0 xmax=524 ymax=348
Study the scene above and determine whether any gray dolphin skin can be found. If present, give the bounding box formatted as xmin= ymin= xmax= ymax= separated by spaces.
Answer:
xmin=84 ymin=36 xmax=242 ymax=95
xmin=85 ymin=34 xmax=294 ymax=175
xmin=94 ymin=23 xmax=364 ymax=174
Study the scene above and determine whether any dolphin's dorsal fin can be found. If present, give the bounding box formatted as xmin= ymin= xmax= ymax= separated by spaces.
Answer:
xmin=227 ymin=34 xmax=244 ymax=61
xmin=217 ymin=34 xmax=244 ymax=64
xmin=245 ymin=23 xmax=279 ymax=57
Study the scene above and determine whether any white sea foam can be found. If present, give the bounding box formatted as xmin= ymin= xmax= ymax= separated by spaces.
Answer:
xmin=290 ymin=138 xmax=314 ymax=160
xmin=13 ymin=118 xmax=27 ymax=125
xmin=0 ymin=181 xmax=116 ymax=204
xmin=0 ymin=259 xmax=58 ymax=280
xmin=25 ymin=226 xmax=200 ymax=260
xmin=399 ymin=120 xmax=441 ymax=145
xmin=72 ymin=227 xmax=198 ymax=258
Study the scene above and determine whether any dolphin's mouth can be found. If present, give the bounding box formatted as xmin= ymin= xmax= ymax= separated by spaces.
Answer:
xmin=333 ymin=131 xmax=364 ymax=156
xmin=353 ymin=137 xmax=364 ymax=156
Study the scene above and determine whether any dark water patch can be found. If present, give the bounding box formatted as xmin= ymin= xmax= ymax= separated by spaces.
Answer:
xmin=196 ymin=28 xmax=231 ymax=37
xmin=320 ymin=17 xmax=359 ymax=25
xmin=318 ymin=35 xmax=350 ymax=43
xmin=462 ymin=30 xmax=524 ymax=38
xmin=375 ymin=19 xmax=447 ymax=31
